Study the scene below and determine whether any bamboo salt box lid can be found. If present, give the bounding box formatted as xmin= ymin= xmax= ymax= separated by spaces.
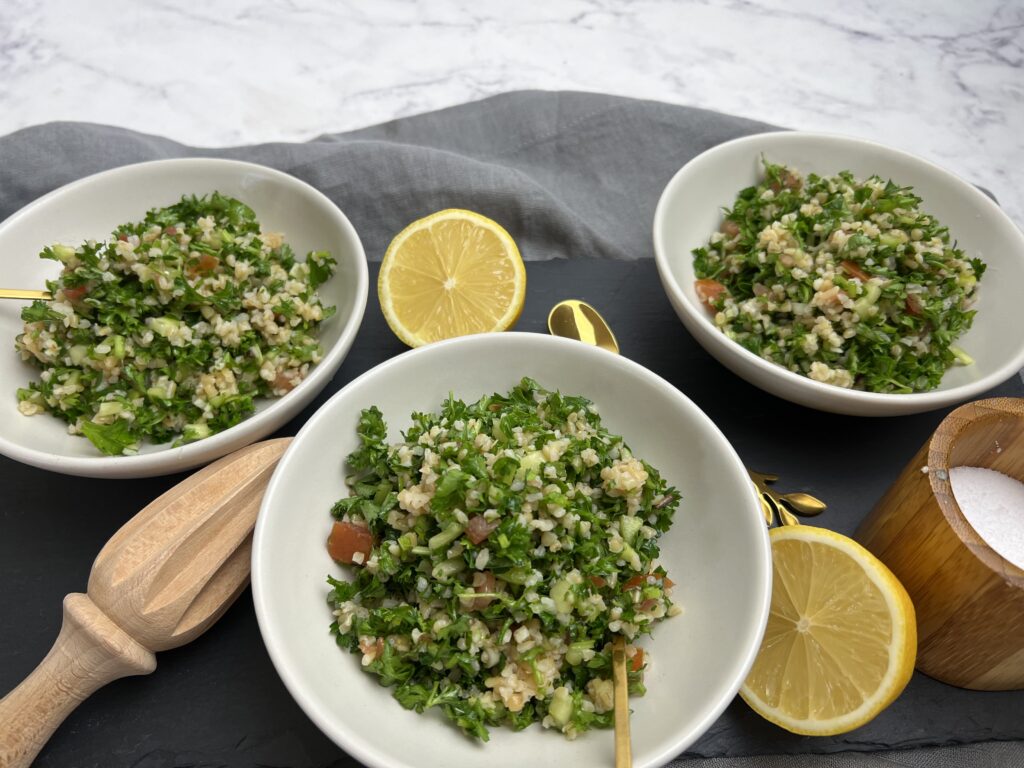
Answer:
xmin=855 ymin=397 xmax=1024 ymax=690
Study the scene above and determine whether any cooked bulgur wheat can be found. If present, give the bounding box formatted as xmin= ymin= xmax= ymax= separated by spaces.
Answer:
xmin=326 ymin=378 xmax=681 ymax=741
xmin=692 ymin=161 xmax=985 ymax=393
xmin=16 ymin=192 xmax=336 ymax=455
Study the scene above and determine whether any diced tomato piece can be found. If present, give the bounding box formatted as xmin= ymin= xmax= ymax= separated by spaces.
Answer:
xmin=466 ymin=515 xmax=498 ymax=545
xmin=658 ymin=573 xmax=675 ymax=589
xmin=186 ymin=253 xmax=219 ymax=277
xmin=273 ymin=372 xmax=298 ymax=393
xmin=905 ymin=294 xmax=923 ymax=316
xmin=164 ymin=226 xmax=177 ymax=236
xmin=769 ymin=171 xmax=801 ymax=193
xmin=841 ymin=260 xmax=871 ymax=282
xmin=639 ymin=598 xmax=660 ymax=612
xmin=327 ymin=521 xmax=374 ymax=565
xmin=117 ymin=233 xmax=129 ymax=242
xmin=62 ymin=284 xmax=89 ymax=302
xmin=589 ymin=575 xmax=607 ymax=589
xmin=720 ymin=219 xmax=741 ymax=238
xmin=623 ymin=574 xmax=648 ymax=591
xmin=630 ymin=647 xmax=645 ymax=672
xmin=196 ymin=253 xmax=219 ymax=272
xmin=694 ymin=278 xmax=727 ymax=310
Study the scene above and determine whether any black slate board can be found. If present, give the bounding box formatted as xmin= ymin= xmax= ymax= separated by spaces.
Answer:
xmin=2 ymin=259 xmax=1022 ymax=768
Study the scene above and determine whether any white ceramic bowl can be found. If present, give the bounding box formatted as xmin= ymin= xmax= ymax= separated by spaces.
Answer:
xmin=253 ymin=332 xmax=771 ymax=768
xmin=653 ymin=131 xmax=1024 ymax=416
xmin=0 ymin=158 xmax=368 ymax=477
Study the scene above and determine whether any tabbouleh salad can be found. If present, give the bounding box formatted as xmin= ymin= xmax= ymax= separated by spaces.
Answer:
xmin=16 ymin=193 xmax=336 ymax=455
xmin=326 ymin=378 xmax=681 ymax=741
xmin=692 ymin=161 xmax=985 ymax=393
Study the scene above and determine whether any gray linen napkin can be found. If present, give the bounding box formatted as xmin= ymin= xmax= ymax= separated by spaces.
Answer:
xmin=0 ymin=91 xmax=773 ymax=263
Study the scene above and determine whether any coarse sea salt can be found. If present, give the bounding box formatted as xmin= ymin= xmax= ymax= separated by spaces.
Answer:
xmin=949 ymin=466 xmax=1024 ymax=570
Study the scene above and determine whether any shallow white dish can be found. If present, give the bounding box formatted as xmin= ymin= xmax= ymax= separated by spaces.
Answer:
xmin=253 ymin=332 xmax=771 ymax=768
xmin=0 ymin=158 xmax=368 ymax=478
xmin=653 ymin=131 xmax=1024 ymax=416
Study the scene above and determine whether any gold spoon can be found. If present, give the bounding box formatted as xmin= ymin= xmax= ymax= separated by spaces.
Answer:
xmin=0 ymin=289 xmax=51 ymax=300
xmin=0 ymin=439 xmax=290 ymax=768
xmin=547 ymin=301 xmax=629 ymax=762
xmin=547 ymin=300 xmax=620 ymax=354
xmin=546 ymin=298 xmax=827 ymax=757
xmin=546 ymin=300 xmax=827 ymax=530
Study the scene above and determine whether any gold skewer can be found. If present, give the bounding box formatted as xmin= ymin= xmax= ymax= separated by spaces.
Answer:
xmin=0 ymin=289 xmax=51 ymax=300
xmin=611 ymin=634 xmax=632 ymax=768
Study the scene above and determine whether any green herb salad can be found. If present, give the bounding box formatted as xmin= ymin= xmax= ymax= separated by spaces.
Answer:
xmin=326 ymin=378 xmax=681 ymax=741
xmin=692 ymin=161 xmax=985 ymax=393
xmin=15 ymin=193 xmax=336 ymax=455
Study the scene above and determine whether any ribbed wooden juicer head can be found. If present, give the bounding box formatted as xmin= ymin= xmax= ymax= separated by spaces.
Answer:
xmin=855 ymin=397 xmax=1024 ymax=690
xmin=88 ymin=438 xmax=291 ymax=651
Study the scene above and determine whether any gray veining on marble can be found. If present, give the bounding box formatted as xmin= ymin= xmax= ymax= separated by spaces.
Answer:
xmin=0 ymin=0 xmax=1021 ymax=226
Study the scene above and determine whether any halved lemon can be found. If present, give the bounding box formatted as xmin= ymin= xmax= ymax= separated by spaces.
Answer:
xmin=378 ymin=209 xmax=527 ymax=347
xmin=740 ymin=525 xmax=917 ymax=736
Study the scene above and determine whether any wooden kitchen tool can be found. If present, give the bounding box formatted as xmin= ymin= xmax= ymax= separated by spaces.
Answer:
xmin=855 ymin=398 xmax=1024 ymax=690
xmin=0 ymin=438 xmax=291 ymax=768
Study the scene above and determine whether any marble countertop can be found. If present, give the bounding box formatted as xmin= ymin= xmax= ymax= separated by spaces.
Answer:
xmin=1 ymin=0 xmax=1021 ymax=228
xmin=1 ymin=4 xmax=1023 ymax=765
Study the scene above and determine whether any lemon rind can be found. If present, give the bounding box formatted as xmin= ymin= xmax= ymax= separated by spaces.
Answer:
xmin=379 ymin=209 xmax=526 ymax=348
xmin=739 ymin=525 xmax=917 ymax=736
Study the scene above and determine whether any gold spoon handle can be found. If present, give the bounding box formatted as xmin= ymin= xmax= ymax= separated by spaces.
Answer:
xmin=611 ymin=635 xmax=632 ymax=768
xmin=754 ymin=485 xmax=809 ymax=528
xmin=748 ymin=470 xmax=827 ymax=522
xmin=0 ymin=288 xmax=51 ymax=300
xmin=778 ymin=491 xmax=827 ymax=517
xmin=777 ymin=503 xmax=801 ymax=527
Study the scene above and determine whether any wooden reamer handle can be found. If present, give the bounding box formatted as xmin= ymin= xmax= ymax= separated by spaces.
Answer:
xmin=0 ymin=593 xmax=156 ymax=768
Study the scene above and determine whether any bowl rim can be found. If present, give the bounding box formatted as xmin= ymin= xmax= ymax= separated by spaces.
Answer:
xmin=652 ymin=130 xmax=1024 ymax=413
xmin=927 ymin=397 xmax=1024 ymax=583
xmin=251 ymin=331 xmax=772 ymax=768
xmin=0 ymin=156 xmax=368 ymax=477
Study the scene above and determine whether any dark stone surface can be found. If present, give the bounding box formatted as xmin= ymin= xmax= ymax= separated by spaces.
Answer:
xmin=2 ymin=259 xmax=1022 ymax=768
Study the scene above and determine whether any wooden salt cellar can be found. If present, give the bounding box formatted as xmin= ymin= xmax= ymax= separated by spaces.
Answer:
xmin=855 ymin=397 xmax=1024 ymax=690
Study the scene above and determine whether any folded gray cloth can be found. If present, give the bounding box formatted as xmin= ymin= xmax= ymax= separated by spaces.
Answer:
xmin=0 ymin=91 xmax=773 ymax=263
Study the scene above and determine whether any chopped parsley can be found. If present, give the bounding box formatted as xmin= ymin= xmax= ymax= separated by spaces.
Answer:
xmin=692 ymin=161 xmax=984 ymax=393
xmin=327 ymin=378 xmax=681 ymax=741
xmin=15 ymin=192 xmax=337 ymax=455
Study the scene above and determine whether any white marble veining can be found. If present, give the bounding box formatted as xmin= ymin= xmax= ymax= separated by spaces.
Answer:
xmin=1 ymin=0 xmax=1022 ymax=226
